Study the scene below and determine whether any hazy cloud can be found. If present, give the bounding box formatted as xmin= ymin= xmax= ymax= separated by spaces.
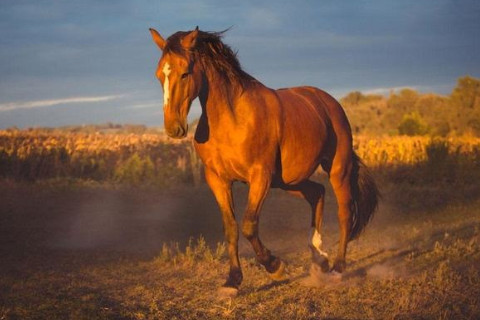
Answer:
xmin=0 ymin=95 xmax=124 ymax=112
xmin=362 ymin=86 xmax=418 ymax=96
xmin=127 ymin=101 xmax=159 ymax=109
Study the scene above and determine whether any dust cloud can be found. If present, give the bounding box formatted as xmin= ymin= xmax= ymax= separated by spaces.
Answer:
xmin=0 ymin=179 xmax=403 ymax=262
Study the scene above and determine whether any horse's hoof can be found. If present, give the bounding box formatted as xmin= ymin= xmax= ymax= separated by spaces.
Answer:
xmin=269 ymin=259 xmax=287 ymax=282
xmin=329 ymin=270 xmax=343 ymax=281
xmin=313 ymin=256 xmax=330 ymax=273
xmin=332 ymin=259 xmax=346 ymax=273
xmin=217 ymin=286 xmax=239 ymax=299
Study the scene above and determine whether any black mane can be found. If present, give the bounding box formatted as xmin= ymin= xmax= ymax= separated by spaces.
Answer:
xmin=165 ymin=29 xmax=256 ymax=87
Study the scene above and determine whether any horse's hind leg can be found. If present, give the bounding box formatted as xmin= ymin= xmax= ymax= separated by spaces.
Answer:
xmin=242 ymin=174 xmax=285 ymax=280
xmin=329 ymin=156 xmax=353 ymax=273
xmin=282 ymin=181 xmax=329 ymax=273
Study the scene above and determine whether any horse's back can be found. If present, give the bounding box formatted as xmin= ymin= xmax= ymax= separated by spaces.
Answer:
xmin=275 ymin=86 xmax=353 ymax=184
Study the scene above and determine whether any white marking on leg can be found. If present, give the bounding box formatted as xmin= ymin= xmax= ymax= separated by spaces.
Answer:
xmin=311 ymin=228 xmax=328 ymax=257
xmin=162 ymin=62 xmax=171 ymax=107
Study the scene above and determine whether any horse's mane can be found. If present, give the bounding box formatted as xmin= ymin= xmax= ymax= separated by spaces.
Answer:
xmin=165 ymin=29 xmax=256 ymax=87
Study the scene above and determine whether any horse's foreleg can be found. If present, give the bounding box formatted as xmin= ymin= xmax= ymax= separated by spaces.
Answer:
xmin=204 ymin=169 xmax=242 ymax=295
xmin=242 ymin=174 xmax=285 ymax=280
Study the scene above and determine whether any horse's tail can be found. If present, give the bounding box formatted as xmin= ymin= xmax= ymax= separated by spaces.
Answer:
xmin=348 ymin=151 xmax=379 ymax=241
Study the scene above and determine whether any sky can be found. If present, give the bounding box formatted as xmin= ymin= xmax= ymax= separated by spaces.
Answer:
xmin=0 ymin=0 xmax=479 ymax=128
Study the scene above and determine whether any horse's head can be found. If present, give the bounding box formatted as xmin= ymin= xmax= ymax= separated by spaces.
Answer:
xmin=149 ymin=27 xmax=203 ymax=139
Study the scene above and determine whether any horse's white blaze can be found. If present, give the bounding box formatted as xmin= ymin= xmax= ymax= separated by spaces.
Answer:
xmin=311 ymin=228 xmax=328 ymax=257
xmin=162 ymin=63 xmax=171 ymax=107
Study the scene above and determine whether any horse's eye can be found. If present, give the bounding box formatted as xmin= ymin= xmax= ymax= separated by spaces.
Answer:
xmin=181 ymin=72 xmax=189 ymax=79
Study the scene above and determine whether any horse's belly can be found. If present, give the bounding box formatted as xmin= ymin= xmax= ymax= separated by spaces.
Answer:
xmin=278 ymin=114 xmax=329 ymax=184
xmin=279 ymin=141 xmax=325 ymax=184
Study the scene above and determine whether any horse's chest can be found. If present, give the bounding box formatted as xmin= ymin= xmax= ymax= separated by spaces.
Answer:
xmin=193 ymin=140 xmax=252 ymax=181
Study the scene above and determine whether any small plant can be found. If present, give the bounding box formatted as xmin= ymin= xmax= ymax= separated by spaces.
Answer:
xmin=156 ymin=236 xmax=226 ymax=266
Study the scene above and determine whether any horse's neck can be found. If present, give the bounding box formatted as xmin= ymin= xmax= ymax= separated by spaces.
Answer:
xmin=199 ymin=74 xmax=242 ymax=128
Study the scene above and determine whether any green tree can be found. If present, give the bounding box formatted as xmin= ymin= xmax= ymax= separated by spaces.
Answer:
xmin=341 ymin=91 xmax=364 ymax=106
xmin=388 ymin=88 xmax=419 ymax=114
xmin=450 ymin=76 xmax=480 ymax=135
xmin=383 ymin=88 xmax=420 ymax=135
xmin=114 ymin=153 xmax=155 ymax=185
xmin=398 ymin=112 xmax=429 ymax=136
xmin=414 ymin=94 xmax=450 ymax=136
xmin=451 ymin=75 xmax=480 ymax=109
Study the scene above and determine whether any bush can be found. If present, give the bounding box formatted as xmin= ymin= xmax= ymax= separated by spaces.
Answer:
xmin=114 ymin=153 xmax=155 ymax=185
xmin=398 ymin=112 xmax=429 ymax=136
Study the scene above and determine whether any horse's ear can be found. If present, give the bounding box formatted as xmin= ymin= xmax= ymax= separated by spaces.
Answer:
xmin=181 ymin=27 xmax=199 ymax=51
xmin=149 ymin=28 xmax=166 ymax=51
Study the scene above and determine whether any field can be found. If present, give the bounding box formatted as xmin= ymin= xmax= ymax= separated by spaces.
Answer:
xmin=1 ymin=129 xmax=479 ymax=184
xmin=1 ymin=130 xmax=480 ymax=319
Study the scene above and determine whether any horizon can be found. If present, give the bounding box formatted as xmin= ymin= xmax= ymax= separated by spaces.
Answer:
xmin=0 ymin=1 xmax=479 ymax=129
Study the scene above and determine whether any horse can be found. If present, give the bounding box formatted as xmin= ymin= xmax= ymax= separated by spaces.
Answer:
xmin=149 ymin=27 xmax=379 ymax=297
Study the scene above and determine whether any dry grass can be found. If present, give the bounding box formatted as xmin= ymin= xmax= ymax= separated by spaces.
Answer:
xmin=353 ymin=135 xmax=480 ymax=168
xmin=1 ymin=186 xmax=479 ymax=319
xmin=0 ymin=129 xmax=197 ymax=184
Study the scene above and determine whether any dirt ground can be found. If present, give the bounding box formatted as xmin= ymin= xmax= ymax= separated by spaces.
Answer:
xmin=1 ymin=178 xmax=479 ymax=319
xmin=0 ymin=178 xmax=351 ymax=257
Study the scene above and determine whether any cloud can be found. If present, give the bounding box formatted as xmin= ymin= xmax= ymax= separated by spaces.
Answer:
xmin=127 ymin=101 xmax=159 ymax=109
xmin=362 ymin=86 xmax=418 ymax=95
xmin=0 ymin=95 xmax=123 ymax=112
xmin=363 ymin=84 xmax=455 ymax=96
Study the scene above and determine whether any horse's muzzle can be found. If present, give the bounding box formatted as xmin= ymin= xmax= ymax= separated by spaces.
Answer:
xmin=166 ymin=123 xmax=188 ymax=139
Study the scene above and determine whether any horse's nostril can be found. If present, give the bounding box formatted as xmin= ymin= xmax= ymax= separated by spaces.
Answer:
xmin=178 ymin=126 xmax=186 ymax=137
xmin=166 ymin=124 xmax=186 ymax=139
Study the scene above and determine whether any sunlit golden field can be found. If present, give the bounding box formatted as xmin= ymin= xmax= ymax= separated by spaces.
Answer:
xmin=354 ymin=135 xmax=480 ymax=167
xmin=1 ymin=129 xmax=479 ymax=183
xmin=0 ymin=129 xmax=199 ymax=185
xmin=1 ymin=129 xmax=480 ymax=319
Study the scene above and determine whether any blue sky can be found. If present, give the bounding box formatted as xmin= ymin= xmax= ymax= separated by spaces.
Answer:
xmin=0 ymin=0 xmax=479 ymax=128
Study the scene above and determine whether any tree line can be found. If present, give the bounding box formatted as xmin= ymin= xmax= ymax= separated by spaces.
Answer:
xmin=341 ymin=75 xmax=480 ymax=137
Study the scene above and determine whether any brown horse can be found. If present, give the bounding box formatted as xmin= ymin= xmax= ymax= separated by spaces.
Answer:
xmin=149 ymin=27 xmax=378 ymax=297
